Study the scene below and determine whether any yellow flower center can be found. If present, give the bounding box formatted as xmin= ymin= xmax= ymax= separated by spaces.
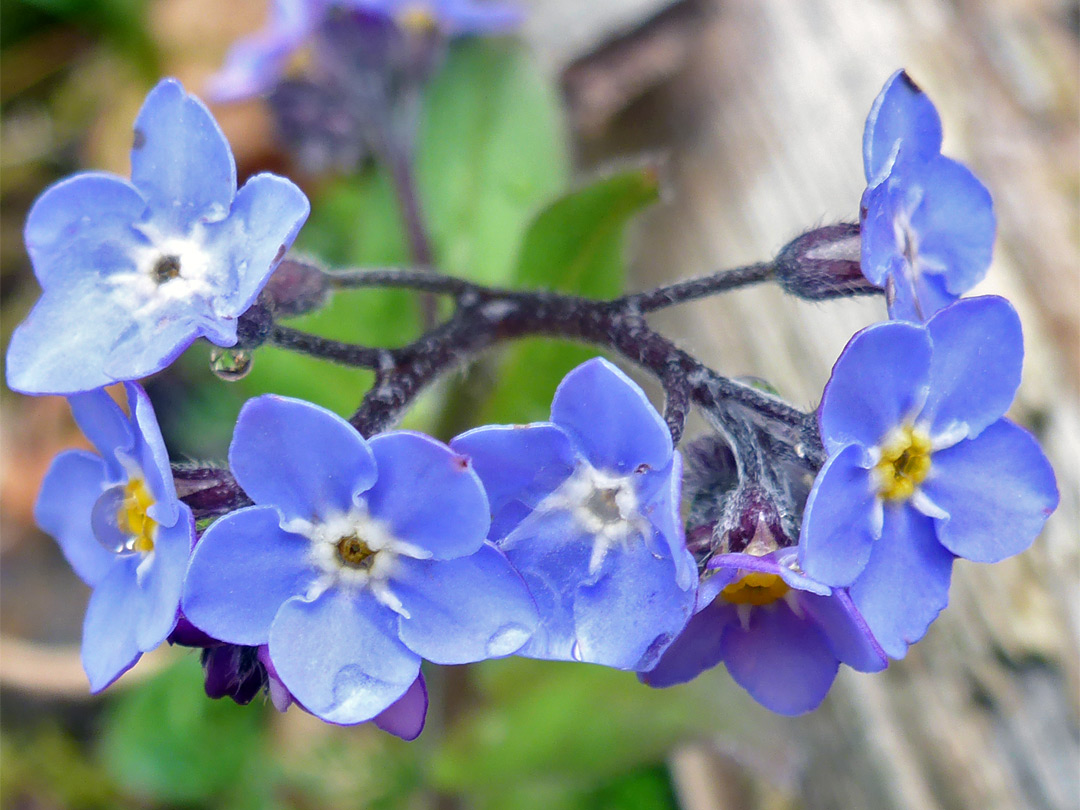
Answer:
xmin=721 ymin=572 xmax=790 ymax=606
xmin=874 ymin=425 xmax=932 ymax=501
xmin=397 ymin=4 xmax=438 ymax=32
xmin=336 ymin=534 xmax=376 ymax=570
xmin=118 ymin=477 xmax=156 ymax=553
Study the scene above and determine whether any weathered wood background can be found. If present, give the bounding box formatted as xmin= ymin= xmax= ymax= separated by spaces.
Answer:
xmin=537 ymin=1 xmax=1079 ymax=808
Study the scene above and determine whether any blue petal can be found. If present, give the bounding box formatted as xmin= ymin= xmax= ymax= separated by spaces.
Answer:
xmin=639 ymin=598 xmax=733 ymax=687
xmin=24 ymin=171 xmax=148 ymax=288
xmin=202 ymin=173 xmax=310 ymax=317
xmin=796 ymin=590 xmax=887 ymax=673
xmin=105 ymin=313 xmax=216 ymax=381
xmin=922 ymin=419 xmax=1057 ymax=563
xmin=133 ymin=505 xmax=190 ymax=650
xmin=891 ymin=268 xmax=957 ymax=323
xmin=450 ymin=423 xmax=577 ymax=540
xmin=182 ymin=506 xmax=317 ymax=645
xmin=373 ymin=675 xmax=428 ymax=741
xmin=81 ymin=556 xmax=142 ymax=692
xmin=720 ymin=601 xmax=839 ymax=716
xmin=364 ymin=431 xmax=489 ymax=560
xmin=35 ymin=450 xmax=113 ymax=586
xmin=127 ymin=383 xmax=180 ymax=527
xmin=437 ymin=0 xmax=523 ymax=33
xmin=229 ymin=395 xmax=377 ymax=523
xmin=572 ymin=536 xmax=695 ymax=671
xmin=638 ymin=452 xmax=696 ymax=591
xmin=905 ymin=156 xmax=995 ymax=297
xmin=849 ymin=504 xmax=953 ymax=659
xmin=818 ymin=320 xmax=931 ymax=454
xmin=799 ymin=444 xmax=880 ymax=587
xmin=858 ymin=179 xmax=898 ymax=288
xmin=68 ymin=388 xmax=133 ymax=482
xmin=130 ymin=79 xmax=236 ymax=233
xmin=862 ymin=70 xmax=943 ymax=184
xmin=921 ymin=296 xmax=1022 ymax=440
xmin=268 ymin=588 xmax=421 ymax=725
xmin=550 ymin=358 xmax=672 ymax=474
xmin=393 ymin=544 xmax=538 ymax=664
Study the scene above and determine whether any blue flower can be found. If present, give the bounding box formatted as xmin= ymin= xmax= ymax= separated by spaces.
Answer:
xmin=181 ymin=395 xmax=537 ymax=726
xmin=209 ymin=0 xmax=522 ymax=102
xmin=452 ymin=358 xmax=697 ymax=671
xmin=859 ymin=70 xmax=995 ymax=321
xmin=35 ymin=383 xmax=194 ymax=691
xmin=642 ymin=547 xmax=886 ymax=715
xmin=799 ymin=296 xmax=1058 ymax=657
xmin=6 ymin=79 xmax=309 ymax=395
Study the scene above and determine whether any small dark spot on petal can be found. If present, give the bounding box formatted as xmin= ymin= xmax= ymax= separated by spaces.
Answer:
xmin=453 ymin=456 xmax=470 ymax=470
xmin=860 ymin=202 xmax=869 ymax=220
xmin=133 ymin=128 xmax=146 ymax=150
xmin=274 ymin=244 xmax=287 ymax=264
xmin=898 ymin=70 xmax=922 ymax=94
xmin=634 ymin=463 xmax=651 ymax=474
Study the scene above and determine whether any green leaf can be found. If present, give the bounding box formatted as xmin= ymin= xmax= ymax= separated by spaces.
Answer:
xmin=417 ymin=39 xmax=570 ymax=285
xmin=99 ymin=656 xmax=266 ymax=805
xmin=429 ymin=658 xmax=744 ymax=803
xmin=481 ymin=168 xmax=661 ymax=423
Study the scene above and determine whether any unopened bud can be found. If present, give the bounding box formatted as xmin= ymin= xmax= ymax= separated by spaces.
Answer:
xmin=775 ymin=223 xmax=880 ymax=300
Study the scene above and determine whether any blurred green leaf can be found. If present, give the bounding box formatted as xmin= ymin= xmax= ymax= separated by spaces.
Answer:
xmin=2 ymin=725 xmax=121 ymax=809
xmin=99 ymin=656 xmax=266 ymax=805
xmin=481 ymin=168 xmax=660 ymax=423
xmin=417 ymin=39 xmax=570 ymax=285
xmin=430 ymin=658 xmax=737 ymax=804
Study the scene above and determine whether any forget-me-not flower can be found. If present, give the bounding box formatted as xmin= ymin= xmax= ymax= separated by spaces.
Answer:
xmin=859 ymin=70 xmax=996 ymax=321
xmin=799 ymin=296 xmax=1058 ymax=657
xmin=452 ymin=358 xmax=698 ymax=672
xmin=209 ymin=0 xmax=522 ymax=103
xmin=642 ymin=546 xmax=886 ymax=715
xmin=6 ymin=78 xmax=309 ymax=395
xmin=182 ymin=395 xmax=538 ymax=725
xmin=35 ymin=383 xmax=194 ymax=691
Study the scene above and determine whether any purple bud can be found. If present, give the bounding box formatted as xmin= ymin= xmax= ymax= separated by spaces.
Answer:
xmin=775 ymin=223 xmax=880 ymax=300
xmin=261 ymin=259 xmax=331 ymax=318
xmin=202 ymin=645 xmax=266 ymax=705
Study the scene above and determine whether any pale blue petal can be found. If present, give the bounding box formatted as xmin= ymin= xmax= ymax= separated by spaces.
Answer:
xmin=81 ymin=556 xmax=142 ymax=692
xmin=799 ymin=444 xmax=880 ymax=587
xmin=35 ymin=450 xmax=113 ymax=586
xmin=393 ymin=544 xmax=538 ymax=664
xmin=450 ymin=423 xmax=577 ymax=539
xmin=921 ymin=296 xmax=1022 ymax=439
xmin=364 ymin=431 xmax=489 ymax=560
xmin=638 ymin=452 xmax=696 ymax=590
xmin=922 ymin=419 xmax=1057 ymax=563
xmin=133 ymin=505 xmax=190 ymax=649
xmin=182 ymin=506 xmax=317 ymax=645
xmin=127 ymin=383 xmax=180 ymax=526
xmin=819 ymin=320 xmax=931 ymax=454
xmin=550 ymin=358 xmax=672 ymax=474
xmin=202 ymin=173 xmax=309 ymax=316
xmin=23 ymin=171 xmax=148 ymax=288
xmin=229 ymin=395 xmax=377 ymax=522
xmin=68 ymin=388 xmax=133 ymax=482
xmin=863 ymin=69 xmax=942 ymax=184
xmin=849 ymin=505 xmax=953 ymax=659
xmin=268 ymin=589 xmax=421 ymax=725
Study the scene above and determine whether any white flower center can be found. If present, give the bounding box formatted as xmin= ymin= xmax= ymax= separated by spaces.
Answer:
xmin=108 ymin=225 xmax=222 ymax=319
xmin=536 ymin=464 xmax=646 ymax=575
xmin=282 ymin=507 xmax=431 ymax=616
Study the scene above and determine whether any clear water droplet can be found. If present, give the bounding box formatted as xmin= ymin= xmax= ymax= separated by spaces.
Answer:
xmin=570 ymin=640 xmax=584 ymax=662
xmin=210 ymin=348 xmax=253 ymax=381
xmin=91 ymin=485 xmax=134 ymax=554
xmin=485 ymin=623 xmax=532 ymax=657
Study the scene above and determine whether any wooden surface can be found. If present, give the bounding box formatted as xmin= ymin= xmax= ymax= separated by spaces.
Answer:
xmin=546 ymin=1 xmax=1079 ymax=808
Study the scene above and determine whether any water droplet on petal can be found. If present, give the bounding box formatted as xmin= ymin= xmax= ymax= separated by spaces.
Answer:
xmin=570 ymin=640 xmax=584 ymax=662
xmin=485 ymin=623 xmax=532 ymax=657
xmin=91 ymin=485 xmax=134 ymax=554
xmin=210 ymin=348 xmax=253 ymax=381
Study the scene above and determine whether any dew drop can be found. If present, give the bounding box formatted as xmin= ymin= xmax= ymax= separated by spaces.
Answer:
xmin=210 ymin=348 xmax=253 ymax=381
xmin=485 ymin=623 xmax=532 ymax=657
xmin=570 ymin=640 xmax=584 ymax=662
xmin=91 ymin=485 xmax=134 ymax=554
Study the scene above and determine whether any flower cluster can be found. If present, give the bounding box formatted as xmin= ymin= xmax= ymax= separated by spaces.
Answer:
xmin=12 ymin=59 xmax=1057 ymax=738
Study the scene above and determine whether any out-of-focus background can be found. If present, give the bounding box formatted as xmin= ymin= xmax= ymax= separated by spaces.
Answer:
xmin=1 ymin=1 xmax=1077 ymax=808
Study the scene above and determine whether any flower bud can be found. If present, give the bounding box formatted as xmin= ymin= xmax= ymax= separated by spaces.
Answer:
xmin=775 ymin=223 xmax=880 ymax=300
